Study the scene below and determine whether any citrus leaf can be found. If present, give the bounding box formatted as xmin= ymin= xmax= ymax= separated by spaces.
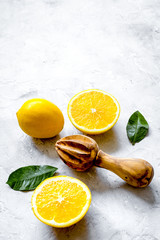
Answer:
xmin=6 ymin=165 xmax=58 ymax=191
xmin=126 ymin=111 xmax=149 ymax=145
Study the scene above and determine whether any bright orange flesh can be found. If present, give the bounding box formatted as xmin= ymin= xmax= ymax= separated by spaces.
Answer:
xmin=68 ymin=89 xmax=120 ymax=134
xmin=31 ymin=176 xmax=91 ymax=227
xmin=36 ymin=180 xmax=87 ymax=223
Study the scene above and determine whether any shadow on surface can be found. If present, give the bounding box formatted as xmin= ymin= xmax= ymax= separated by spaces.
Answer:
xmin=51 ymin=217 xmax=89 ymax=240
xmin=69 ymin=166 xmax=156 ymax=202
xmin=86 ymin=128 xmax=120 ymax=154
xmin=68 ymin=166 xmax=112 ymax=193
xmin=118 ymin=183 xmax=156 ymax=204
xmin=32 ymin=134 xmax=61 ymax=159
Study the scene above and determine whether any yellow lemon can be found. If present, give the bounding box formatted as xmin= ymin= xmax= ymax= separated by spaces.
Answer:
xmin=31 ymin=176 xmax=91 ymax=228
xmin=16 ymin=98 xmax=64 ymax=138
xmin=67 ymin=89 xmax=120 ymax=134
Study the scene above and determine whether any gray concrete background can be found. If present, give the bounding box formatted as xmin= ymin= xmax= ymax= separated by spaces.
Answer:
xmin=0 ymin=0 xmax=160 ymax=239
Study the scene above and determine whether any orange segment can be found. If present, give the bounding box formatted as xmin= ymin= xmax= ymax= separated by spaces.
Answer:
xmin=31 ymin=176 xmax=91 ymax=228
xmin=67 ymin=89 xmax=120 ymax=134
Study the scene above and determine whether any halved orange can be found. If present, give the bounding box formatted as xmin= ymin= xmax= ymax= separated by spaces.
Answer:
xmin=31 ymin=176 xmax=91 ymax=228
xmin=67 ymin=89 xmax=120 ymax=134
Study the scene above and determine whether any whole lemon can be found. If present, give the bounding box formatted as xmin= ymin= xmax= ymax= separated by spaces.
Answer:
xmin=16 ymin=98 xmax=64 ymax=138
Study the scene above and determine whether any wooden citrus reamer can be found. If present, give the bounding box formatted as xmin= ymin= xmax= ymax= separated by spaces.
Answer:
xmin=55 ymin=135 xmax=154 ymax=187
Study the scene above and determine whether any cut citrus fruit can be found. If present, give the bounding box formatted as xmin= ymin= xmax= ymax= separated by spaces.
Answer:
xmin=31 ymin=176 xmax=91 ymax=228
xmin=67 ymin=89 xmax=120 ymax=134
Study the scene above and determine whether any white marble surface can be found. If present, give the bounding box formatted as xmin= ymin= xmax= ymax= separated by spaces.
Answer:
xmin=0 ymin=0 xmax=160 ymax=239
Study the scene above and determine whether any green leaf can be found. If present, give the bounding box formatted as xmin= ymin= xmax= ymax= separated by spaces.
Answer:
xmin=6 ymin=165 xmax=58 ymax=191
xmin=126 ymin=111 xmax=149 ymax=145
